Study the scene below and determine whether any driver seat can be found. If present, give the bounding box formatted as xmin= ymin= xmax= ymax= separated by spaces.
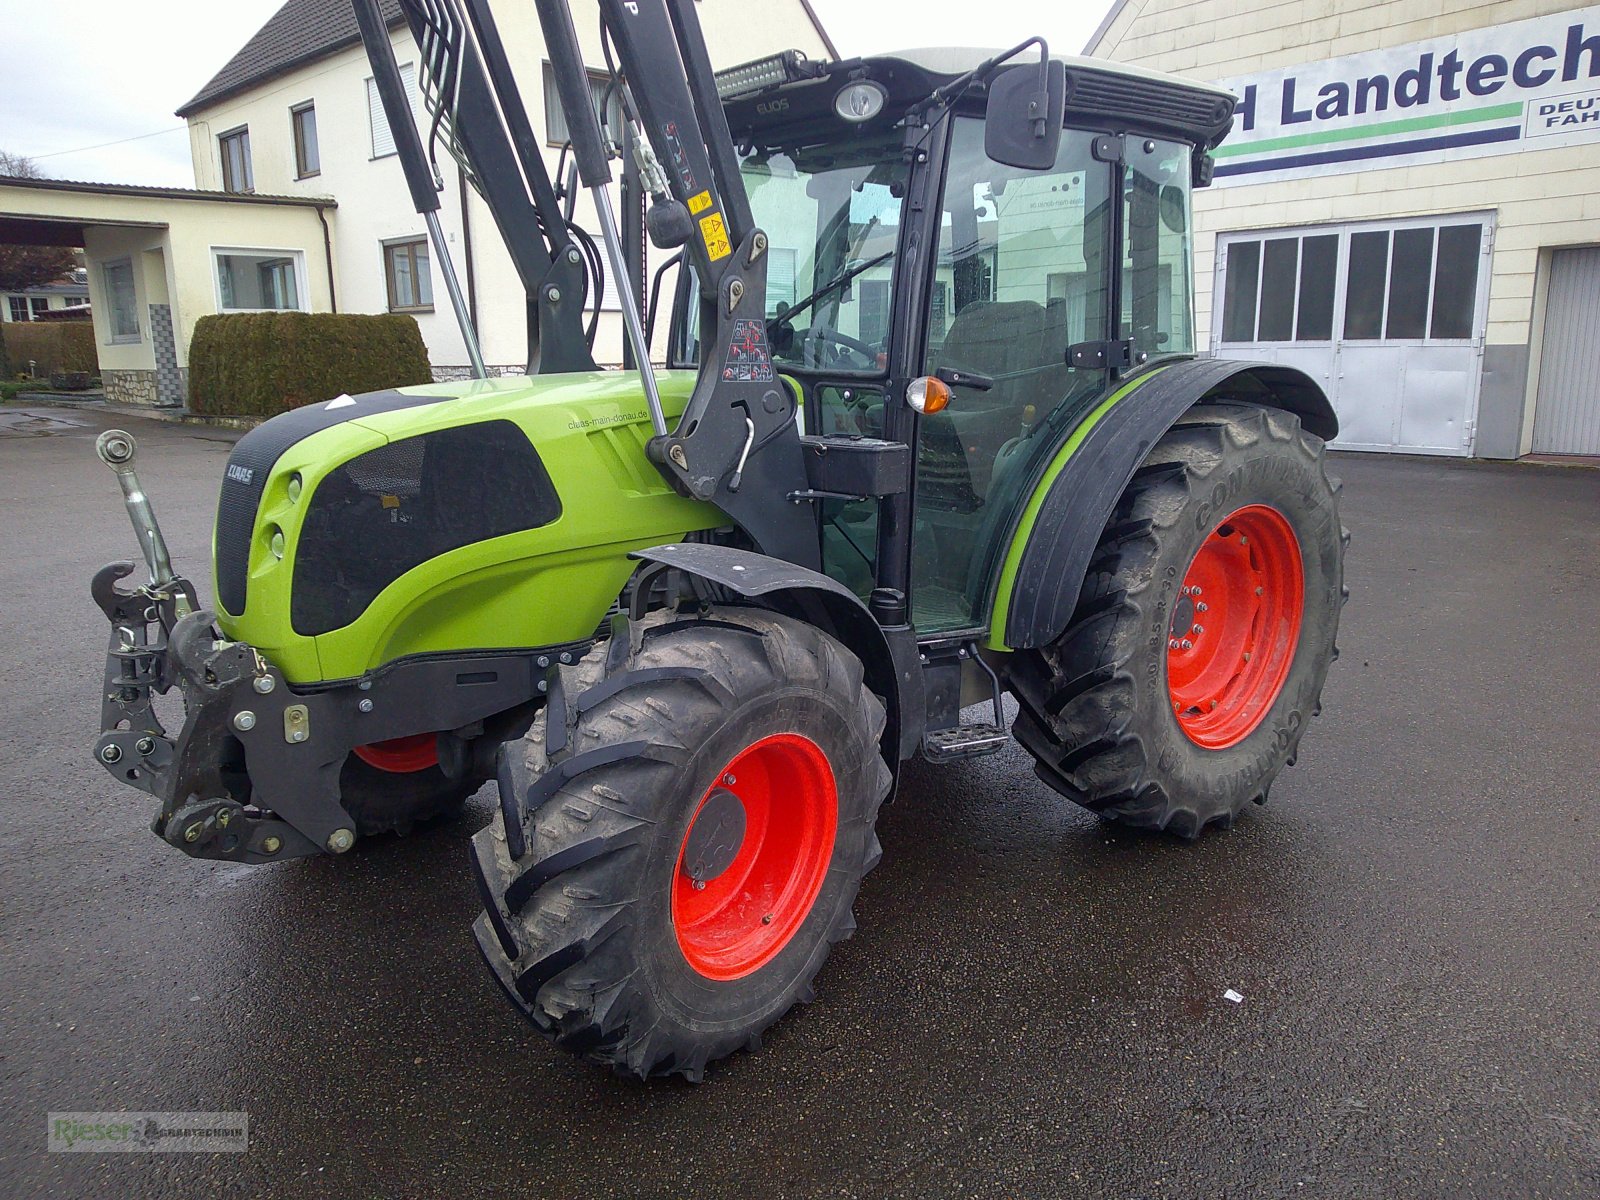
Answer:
xmin=919 ymin=300 xmax=1072 ymax=507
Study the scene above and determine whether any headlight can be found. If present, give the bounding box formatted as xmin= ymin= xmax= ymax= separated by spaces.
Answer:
xmin=834 ymin=81 xmax=887 ymax=123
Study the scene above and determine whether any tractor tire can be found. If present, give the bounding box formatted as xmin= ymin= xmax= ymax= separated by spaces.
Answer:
xmin=471 ymin=605 xmax=892 ymax=1082
xmin=338 ymin=737 xmax=478 ymax=837
xmin=1009 ymin=401 xmax=1347 ymax=838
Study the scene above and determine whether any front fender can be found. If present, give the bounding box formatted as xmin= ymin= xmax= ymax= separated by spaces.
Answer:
xmin=987 ymin=358 xmax=1337 ymax=651
xmin=630 ymin=544 xmax=909 ymax=773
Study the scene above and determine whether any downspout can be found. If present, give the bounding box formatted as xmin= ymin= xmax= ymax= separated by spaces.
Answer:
xmin=316 ymin=203 xmax=337 ymax=312
xmin=458 ymin=164 xmax=478 ymax=334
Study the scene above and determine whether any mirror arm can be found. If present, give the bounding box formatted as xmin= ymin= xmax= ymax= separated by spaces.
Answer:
xmin=910 ymin=35 xmax=1051 ymax=122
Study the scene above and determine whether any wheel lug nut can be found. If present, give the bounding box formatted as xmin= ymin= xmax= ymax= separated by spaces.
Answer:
xmin=723 ymin=774 xmax=737 ymax=786
xmin=1193 ymin=624 xmax=1203 ymax=634
xmin=1181 ymin=639 xmax=1193 ymax=650
xmin=1196 ymin=602 xmax=1208 ymax=612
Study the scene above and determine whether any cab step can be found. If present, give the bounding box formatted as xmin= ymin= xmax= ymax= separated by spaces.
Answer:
xmin=922 ymin=722 xmax=1010 ymax=762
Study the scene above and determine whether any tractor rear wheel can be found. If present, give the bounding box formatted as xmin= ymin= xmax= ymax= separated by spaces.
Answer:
xmin=471 ymin=606 xmax=892 ymax=1081
xmin=1010 ymin=402 xmax=1346 ymax=837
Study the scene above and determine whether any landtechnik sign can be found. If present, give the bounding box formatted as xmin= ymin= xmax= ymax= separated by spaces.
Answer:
xmin=1212 ymin=5 xmax=1600 ymax=184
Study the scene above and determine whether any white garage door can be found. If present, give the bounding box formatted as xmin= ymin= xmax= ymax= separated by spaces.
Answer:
xmin=1214 ymin=214 xmax=1494 ymax=455
xmin=1531 ymin=247 xmax=1600 ymax=457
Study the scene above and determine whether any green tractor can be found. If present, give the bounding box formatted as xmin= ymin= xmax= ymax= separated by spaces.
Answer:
xmin=91 ymin=0 xmax=1345 ymax=1081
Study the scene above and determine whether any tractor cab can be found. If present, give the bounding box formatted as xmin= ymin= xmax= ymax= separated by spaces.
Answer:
xmin=680 ymin=49 xmax=1234 ymax=632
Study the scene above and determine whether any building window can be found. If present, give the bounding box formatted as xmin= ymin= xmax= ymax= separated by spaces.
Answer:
xmin=542 ymin=64 xmax=625 ymax=146
xmin=65 ymin=296 xmax=89 ymax=307
xmin=103 ymin=259 xmax=140 ymax=342
xmin=219 ymin=127 xmax=253 ymax=193
xmin=292 ymin=102 xmax=320 ymax=178
xmin=1220 ymin=220 xmax=1483 ymax=346
xmin=7 ymin=297 xmax=28 ymax=322
xmin=367 ymin=63 xmax=419 ymax=159
xmin=384 ymin=238 xmax=433 ymax=311
xmin=29 ymin=298 xmax=49 ymax=318
xmin=213 ymin=249 xmax=304 ymax=312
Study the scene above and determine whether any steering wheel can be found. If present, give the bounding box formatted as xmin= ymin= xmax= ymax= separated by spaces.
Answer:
xmin=802 ymin=325 xmax=881 ymax=371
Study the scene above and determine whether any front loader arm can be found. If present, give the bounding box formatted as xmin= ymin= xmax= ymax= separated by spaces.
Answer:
xmin=534 ymin=0 xmax=820 ymax=568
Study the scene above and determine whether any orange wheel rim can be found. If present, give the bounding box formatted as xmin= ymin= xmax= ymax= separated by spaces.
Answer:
xmin=352 ymin=733 xmax=439 ymax=773
xmin=671 ymin=733 xmax=837 ymax=981
xmin=1167 ymin=504 xmax=1304 ymax=750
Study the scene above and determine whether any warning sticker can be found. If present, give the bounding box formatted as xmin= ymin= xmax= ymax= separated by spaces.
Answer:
xmin=687 ymin=189 xmax=713 ymax=215
xmin=699 ymin=211 xmax=732 ymax=261
xmin=722 ymin=318 xmax=774 ymax=383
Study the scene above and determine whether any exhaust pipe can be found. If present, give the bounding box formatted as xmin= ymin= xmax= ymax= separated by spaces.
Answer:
xmin=96 ymin=429 xmax=177 ymax=590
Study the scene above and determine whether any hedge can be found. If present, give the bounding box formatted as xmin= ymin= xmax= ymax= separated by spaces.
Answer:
xmin=187 ymin=312 xmax=432 ymax=417
xmin=0 ymin=321 xmax=98 ymax=378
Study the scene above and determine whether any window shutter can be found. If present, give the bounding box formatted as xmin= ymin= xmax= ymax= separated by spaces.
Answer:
xmin=368 ymin=62 xmax=419 ymax=158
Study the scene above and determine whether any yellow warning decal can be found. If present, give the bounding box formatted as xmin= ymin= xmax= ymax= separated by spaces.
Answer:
xmin=699 ymin=211 xmax=732 ymax=261
xmin=687 ymin=189 xmax=713 ymax=215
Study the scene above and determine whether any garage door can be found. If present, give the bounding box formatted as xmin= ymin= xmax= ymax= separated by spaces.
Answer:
xmin=1215 ymin=215 xmax=1494 ymax=455
xmin=1531 ymin=247 xmax=1600 ymax=457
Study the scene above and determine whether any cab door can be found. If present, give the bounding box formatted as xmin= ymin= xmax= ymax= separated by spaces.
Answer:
xmin=906 ymin=118 xmax=1117 ymax=633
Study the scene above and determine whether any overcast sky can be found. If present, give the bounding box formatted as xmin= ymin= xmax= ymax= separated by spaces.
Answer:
xmin=0 ymin=0 xmax=1108 ymax=187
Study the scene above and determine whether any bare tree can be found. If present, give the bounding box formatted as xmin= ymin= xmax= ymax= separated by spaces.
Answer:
xmin=0 ymin=151 xmax=80 ymax=293
xmin=0 ymin=150 xmax=44 ymax=179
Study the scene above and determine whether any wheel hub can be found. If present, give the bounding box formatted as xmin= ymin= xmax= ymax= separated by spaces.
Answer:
xmin=681 ymin=788 xmax=747 ymax=885
xmin=1167 ymin=504 xmax=1305 ymax=749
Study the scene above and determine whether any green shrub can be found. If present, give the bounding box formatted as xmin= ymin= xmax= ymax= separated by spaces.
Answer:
xmin=187 ymin=312 xmax=432 ymax=417
xmin=0 ymin=322 xmax=98 ymax=377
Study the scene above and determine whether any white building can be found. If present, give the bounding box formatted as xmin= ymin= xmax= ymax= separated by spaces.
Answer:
xmin=1089 ymin=0 xmax=1600 ymax=458
xmin=175 ymin=0 xmax=836 ymax=376
xmin=0 ymin=177 xmax=335 ymax=404
xmin=1 ymin=267 xmax=90 ymax=324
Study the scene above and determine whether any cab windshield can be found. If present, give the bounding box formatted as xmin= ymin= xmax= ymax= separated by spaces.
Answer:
xmin=737 ymin=131 xmax=910 ymax=373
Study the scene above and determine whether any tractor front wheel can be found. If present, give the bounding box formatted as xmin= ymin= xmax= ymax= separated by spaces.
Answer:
xmin=1010 ymin=402 xmax=1347 ymax=837
xmin=472 ymin=606 xmax=891 ymax=1081
xmin=338 ymin=738 xmax=480 ymax=838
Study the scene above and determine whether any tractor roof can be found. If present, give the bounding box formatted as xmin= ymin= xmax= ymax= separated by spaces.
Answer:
xmin=720 ymin=48 xmax=1237 ymax=152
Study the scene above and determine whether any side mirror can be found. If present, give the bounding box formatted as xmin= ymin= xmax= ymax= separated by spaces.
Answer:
xmin=984 ymin=59 xmax=1066 ymax=171
xmin=1159 ymin=185 xmax=1188 ymax=234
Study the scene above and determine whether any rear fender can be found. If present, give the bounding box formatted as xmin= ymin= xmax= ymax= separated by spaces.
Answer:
xmin=630 ymin=544 xmax=908 ymax=781
xmin=989 ymin=358 xmax=1337 ymax=651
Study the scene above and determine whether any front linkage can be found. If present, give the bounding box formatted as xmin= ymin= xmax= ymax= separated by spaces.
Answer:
xmin=89 ymin=430 xmax=561 ymax=864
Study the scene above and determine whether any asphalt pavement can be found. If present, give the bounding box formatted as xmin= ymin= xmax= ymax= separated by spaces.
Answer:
xmin=1 ymin=402 xmax=1596 ymax=1198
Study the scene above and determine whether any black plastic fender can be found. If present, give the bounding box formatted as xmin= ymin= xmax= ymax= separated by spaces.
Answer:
xmin=630 ymin=544 xmax=909 ymax=777
xmin=998 ymin=358 xmax=1338 ymax=650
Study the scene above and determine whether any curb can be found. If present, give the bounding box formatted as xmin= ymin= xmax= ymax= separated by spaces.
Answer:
xmin=7 ymin=394 xmax=262 ymax=431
